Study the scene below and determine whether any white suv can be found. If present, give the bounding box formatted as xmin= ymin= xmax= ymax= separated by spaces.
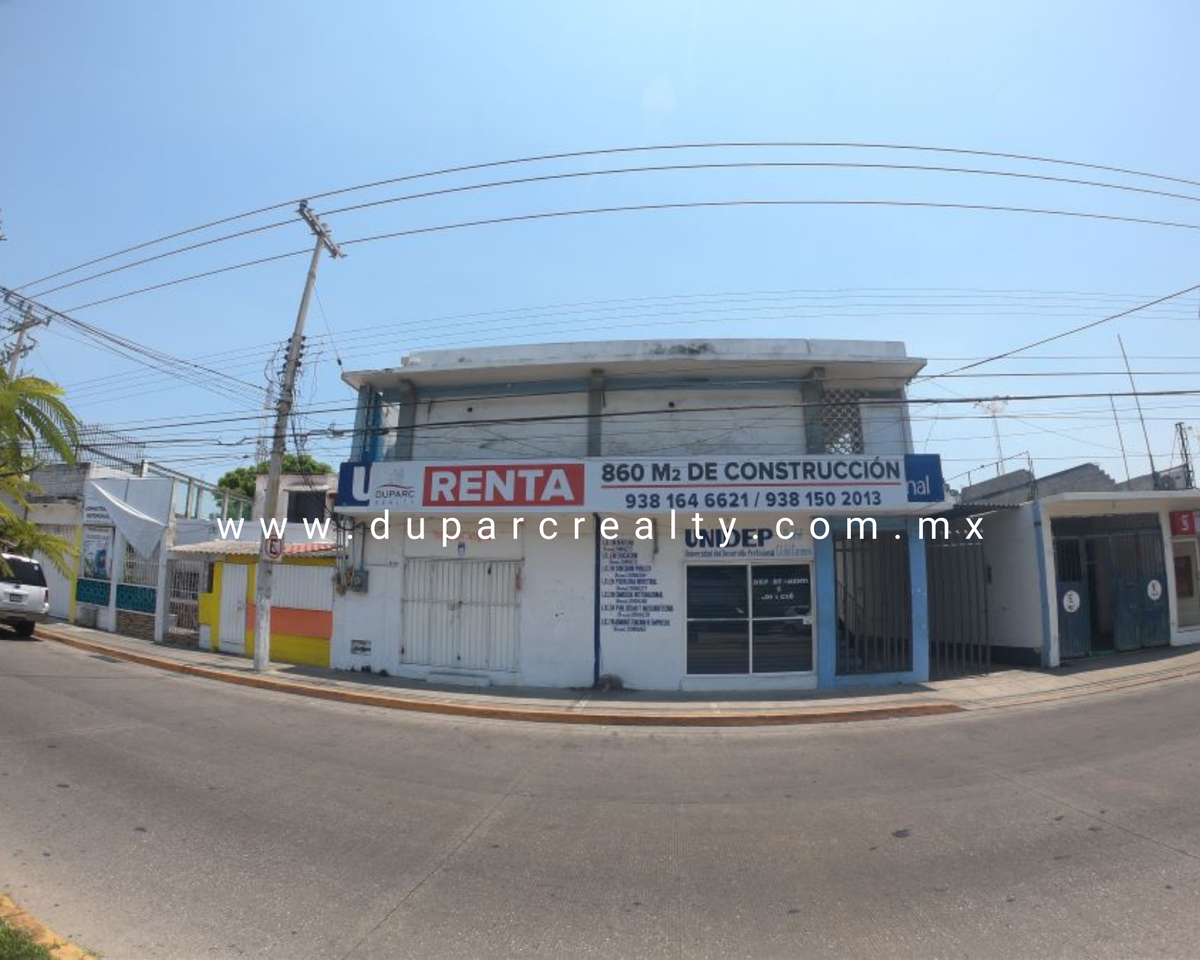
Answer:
xmin=0 ymin=553 xmax=50 ymax=637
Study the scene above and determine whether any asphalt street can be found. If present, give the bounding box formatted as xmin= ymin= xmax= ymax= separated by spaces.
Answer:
xmin=3 ymin=637 xmax=1200 ymax=958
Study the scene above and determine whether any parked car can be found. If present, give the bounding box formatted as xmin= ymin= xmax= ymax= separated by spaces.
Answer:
xmin=0 ymin=552 xmax=50 ymax=637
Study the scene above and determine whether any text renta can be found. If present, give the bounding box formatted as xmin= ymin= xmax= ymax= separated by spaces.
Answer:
xmin=425 ymin=464 xmax=585 ymax=506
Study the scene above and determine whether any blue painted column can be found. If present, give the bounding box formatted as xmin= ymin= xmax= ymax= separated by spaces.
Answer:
xmin=907 ymin=516 xmax=930 ymax=683
xmin=816 ymin=533 xmax=837 ymax=688
xmin=593 ymin=513 xmax=602 ymax=686
xmin=1032 ymin=501 xmax=1054 ymax=667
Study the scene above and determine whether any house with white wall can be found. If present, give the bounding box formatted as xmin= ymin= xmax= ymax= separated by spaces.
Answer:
xmin=978 ymin=491 xmax=1200 ymax=667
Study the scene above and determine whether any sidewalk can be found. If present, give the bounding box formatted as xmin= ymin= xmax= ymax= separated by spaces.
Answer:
xmin=32 ymin=622 xmax=1200 ymax=726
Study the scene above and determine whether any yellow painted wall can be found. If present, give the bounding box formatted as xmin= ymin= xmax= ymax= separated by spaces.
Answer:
xmin=197 ymin=562 xmax=221 ymax=651
xmin=197 ymin=555 xmax=333 ymax=667
xmin=246 ymin=631 xmax=330 ymax=668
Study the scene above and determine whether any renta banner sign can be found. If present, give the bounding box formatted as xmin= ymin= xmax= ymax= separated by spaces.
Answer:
xmin=337 ymin=454 xmax=944 ymax=514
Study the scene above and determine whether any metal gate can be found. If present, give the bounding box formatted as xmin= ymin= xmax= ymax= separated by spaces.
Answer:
xmin=835 ymin=535 xmax=912 ymax=675
xmin=927 ymin=521 xmax=991 ymax=678
xmin=1054 ymin=536 xmax=1091 ymax=659
xmin=1052 ymin=516 xmax=1170 ymax=657
xmin=167 ymin=559 xmax=207 ymax=641
xmin=1110 ymin=530 xmax=1169 ymax=650
xmin=401 ymin=559 xmax=521 ymax=673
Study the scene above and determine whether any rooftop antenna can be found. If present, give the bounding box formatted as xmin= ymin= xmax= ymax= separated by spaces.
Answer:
xmin=1117 ymin=334 xmax=1158 ymax=488
xmin=974 ymin=399 xmax=1008 ymax=476
xmin=1177 ymin=421 xmax=1194 ymax=489
xmin=1109 ymin=394 xmax=1132 ymax=483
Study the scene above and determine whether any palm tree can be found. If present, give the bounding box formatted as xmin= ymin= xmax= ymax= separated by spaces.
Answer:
xmin=0 ymin=371 xmax=80 ymax=574
xmin=0 ymin=370 xmax=78 ymax=465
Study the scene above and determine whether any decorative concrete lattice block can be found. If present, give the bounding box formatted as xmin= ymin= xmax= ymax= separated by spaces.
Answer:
xmin=75 ymin=578 xmax=112 ymax=606
xmin=116 ymin=583 xmax=156 ymax=614
xmin=822 ymin=389 xmax=866 ymax=455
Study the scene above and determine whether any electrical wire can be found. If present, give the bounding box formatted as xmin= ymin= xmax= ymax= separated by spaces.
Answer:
xmin=65 ymin=368 xmax=1200 ymax=438
xmin=58 ymin=295 xmax=1200 ymax=406
xmin=52 ymin=196 xmax=1200 ymax=318
xmin=47 ymin=285 xmax=1200 ymax=397
xmin=21 ymin=138 xmax=1200 ymax=293
xmin=336 ymin=198 xmax=1200 ymax=254
xmin=34 ymin=157 xmax=1200 ymax=300
xmin=925 ymin=283 xmax=1200 ymax=378
xmin=63 ymin=248 xmax=312 ymax=312
xmin=64 ymin=387 xmax=1200 ymax=442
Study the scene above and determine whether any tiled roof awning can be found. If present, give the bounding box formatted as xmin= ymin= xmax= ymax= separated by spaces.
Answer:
xmin=170 ymin=539 xmax=339 ymax=558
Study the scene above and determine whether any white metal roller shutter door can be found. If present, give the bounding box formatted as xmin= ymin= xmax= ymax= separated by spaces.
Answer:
xmin=402 ymin=559 xmax=521 ymax=673
xmin=272 ymin=564 xmax=334 ymax=611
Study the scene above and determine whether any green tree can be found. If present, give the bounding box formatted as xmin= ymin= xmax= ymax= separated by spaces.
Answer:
xmin=217 ymin=454 xmax=334 ymax=500
xmin=0 ymin=370 xmax=80 ymax=574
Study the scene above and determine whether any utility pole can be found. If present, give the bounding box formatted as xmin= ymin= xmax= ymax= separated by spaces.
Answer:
xmin=253 ymin=202 xmax=343 ymax=672
xmin=4 ymin=306 xmax=49 ymax=378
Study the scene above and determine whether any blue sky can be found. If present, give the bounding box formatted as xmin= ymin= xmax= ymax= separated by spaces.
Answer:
xmin=2 ymin=0 xmax=1199 ymax=484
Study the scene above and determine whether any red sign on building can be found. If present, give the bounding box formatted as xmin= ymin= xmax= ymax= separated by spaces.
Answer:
xmin=1170 ymin=509 xmax=1199 ymax=536
xmin=423 ymin=463 xmax=585 ymax=507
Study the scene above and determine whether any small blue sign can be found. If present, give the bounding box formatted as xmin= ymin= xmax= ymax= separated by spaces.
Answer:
xmin=337 ymin=461 xmax=370 ymax=508
xmin=904 ymin=454 xmax=944 ymax=502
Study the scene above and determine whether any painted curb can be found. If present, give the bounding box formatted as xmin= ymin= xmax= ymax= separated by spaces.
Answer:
xmin=0 ymin=891 xmax=89 ymax=959
xmin=34 ymin=626 xmax=964 ymax=726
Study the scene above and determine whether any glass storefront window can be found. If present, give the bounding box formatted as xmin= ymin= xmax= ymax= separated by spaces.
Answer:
xmin=686 ymin=619 xmax=751 ymax=674
xmin=686 ymin=566 xmax=748 ymax=618
xmin=686 ymin=563 xmax=813 ymax=674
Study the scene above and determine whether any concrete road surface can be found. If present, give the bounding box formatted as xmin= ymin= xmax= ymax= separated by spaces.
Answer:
xmin=3 ymin=637 xmax=1200 ymax=958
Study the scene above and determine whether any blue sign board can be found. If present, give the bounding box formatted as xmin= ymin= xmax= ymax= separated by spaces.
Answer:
xmin=903 ymin=454 xmax=944 ymax=503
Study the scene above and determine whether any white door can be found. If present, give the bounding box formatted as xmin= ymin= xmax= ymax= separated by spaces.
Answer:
xmin=219 ymin=563 xmax=248 ymax=654
xmin=402 ymin=559 xmax=521 ymax=673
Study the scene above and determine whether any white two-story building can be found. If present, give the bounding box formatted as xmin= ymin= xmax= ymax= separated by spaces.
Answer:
xmin=331 ymin=338 xmax=950 ymax=691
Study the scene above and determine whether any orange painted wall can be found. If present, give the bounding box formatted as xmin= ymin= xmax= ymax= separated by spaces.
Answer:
xmin=244 ymin=605 xmax=332 ymax=639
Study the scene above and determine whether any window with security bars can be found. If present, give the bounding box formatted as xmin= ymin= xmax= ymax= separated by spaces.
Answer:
xmin=122 ymin=541 xmax=160 ymax=586
xmin=822 ymin=389 xmax=866 ymax=454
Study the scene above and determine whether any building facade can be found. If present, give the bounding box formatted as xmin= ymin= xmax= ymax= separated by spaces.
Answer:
xmin=980 ymin=491 xmax=1200 ymax=667
xmin=22 ymin=456 xmax=252 ymax=641
xmin=330 ymin=339 xmax=946 ymax=691
xmin=167 ymin=472 xmax=339 ymax=666
xmin=170 ymin=541 xmax=338 ymax=667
